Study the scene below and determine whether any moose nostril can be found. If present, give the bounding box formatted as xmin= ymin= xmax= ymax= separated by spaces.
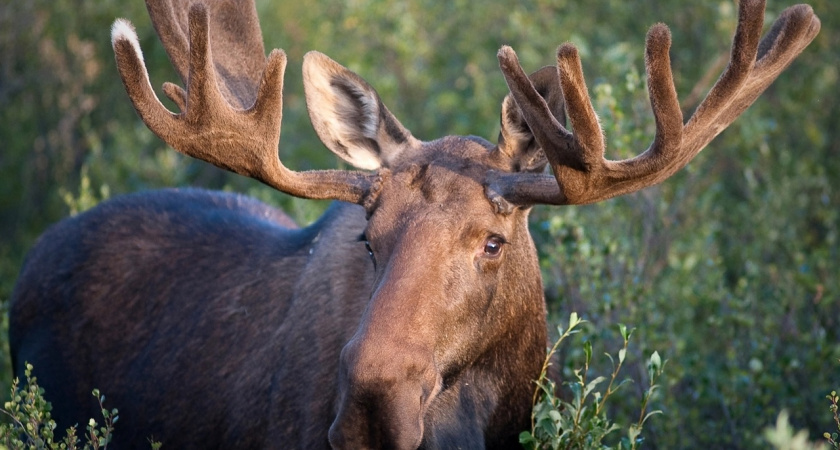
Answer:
xmin=333 ymin=339 xmax=442 ymax=450
xmin=329 ymin=380 xmax=429 ymax=450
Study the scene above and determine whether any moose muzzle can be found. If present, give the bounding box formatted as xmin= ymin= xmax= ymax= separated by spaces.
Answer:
xmin=328 ymin=334 xmax=443 ymax=449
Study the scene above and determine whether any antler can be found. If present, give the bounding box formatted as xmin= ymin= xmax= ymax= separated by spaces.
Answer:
xmin=489 ymin=0 xmax=820 ymax=206
xmin=110 ymin=0 xmax=378 ymax=204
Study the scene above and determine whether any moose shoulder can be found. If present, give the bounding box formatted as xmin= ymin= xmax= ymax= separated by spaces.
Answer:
xmin=9 ymin=0 xmax=819 ymax=448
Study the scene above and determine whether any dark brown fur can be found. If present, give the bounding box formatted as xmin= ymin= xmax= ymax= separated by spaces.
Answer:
xmin=12 ymin=140 xmax=546 ymax=449
xmin=10 ymin=0 xmax=819 ymax=448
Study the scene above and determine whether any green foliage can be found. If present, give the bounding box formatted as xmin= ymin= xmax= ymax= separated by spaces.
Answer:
xmin=762 ymin=402 xmax=840 ymax=450
xmin=520 ymin=314 xmax=665 ymax=449
xmin=823 ymin=390 xmax=840 ymax=450
xmin=0 ymin=364 xmax=117 ymax=450
xmin=58 ymin=166 xmax=110 ymax=216
xmin=528 ymin=6 xmax=838 ymax=443
xmin=764 ymin=410 xmax=826 ymax=450
xmin=1 ymin=0 xmax=837 ymax=448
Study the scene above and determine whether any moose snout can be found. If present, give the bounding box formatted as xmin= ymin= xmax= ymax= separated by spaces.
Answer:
xmin=329 ymin=338 xmax=442 ymax=450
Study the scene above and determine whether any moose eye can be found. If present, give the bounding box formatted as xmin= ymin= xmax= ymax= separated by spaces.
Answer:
xmin=483 ymin=236 xmax=505 ymax=258
xmin=359 ymin=235 xmax=376 ymax=267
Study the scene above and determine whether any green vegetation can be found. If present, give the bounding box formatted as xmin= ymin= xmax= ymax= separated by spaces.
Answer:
xmin=520 ymin=314 xmax=666 ymax=449
xmin=0 ymin=0 xmax=837 ymax=448
xmin=0 ymin=364 xmax=118 ymax=450
xmin=521 ymin=314 xmax=840 ymax=449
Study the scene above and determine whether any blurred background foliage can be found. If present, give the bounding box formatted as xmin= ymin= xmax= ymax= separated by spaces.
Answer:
xmin=0 ymin=0 xmax=837 ymax=447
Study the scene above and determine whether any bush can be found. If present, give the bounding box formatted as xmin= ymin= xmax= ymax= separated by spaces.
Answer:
xmin=763 ymin=391 xmax=840 ymax=450
xmin=0 ymin=363 xmax=118 ymax=450
xmin=520 ymin=313 xmax=665 ymax=449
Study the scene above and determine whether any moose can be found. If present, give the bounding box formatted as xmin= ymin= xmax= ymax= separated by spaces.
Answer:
xmin=10 ymin=0 xmax=819 ymax=448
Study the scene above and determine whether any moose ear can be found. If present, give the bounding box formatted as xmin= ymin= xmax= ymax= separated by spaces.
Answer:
xmin=497 ymin=66 xmax=566 ymax=172
xmin=303 ymin=52 xmax=419 ymax=170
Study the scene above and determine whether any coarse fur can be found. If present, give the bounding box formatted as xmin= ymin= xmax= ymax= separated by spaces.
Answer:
xmin=11 ymin=140 xmax=547 ymax=448
xmin=9 ymin=0 xmax=820 ymax=448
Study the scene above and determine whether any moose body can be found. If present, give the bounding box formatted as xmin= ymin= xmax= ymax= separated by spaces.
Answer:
xmin=9 ymin=0 xmax=819 ymax=448
xmin=13 ymin=160 xmax=545 ymax=449
xmin=13 ymin=188 xmax=347 ymax=447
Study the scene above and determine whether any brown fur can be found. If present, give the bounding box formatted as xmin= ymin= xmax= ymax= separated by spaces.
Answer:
xmin=10 ymin=0 xmax=819 ymax=448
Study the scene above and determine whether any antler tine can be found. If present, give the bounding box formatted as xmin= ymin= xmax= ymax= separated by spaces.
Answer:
xmin=496 ymin=25 xmax=682 ymax=204
xmin=143 ymin=0 xmax=190 ymax=88
xmin=553 ymin=43 xmax=608 ymax=173
xmin=497 ymin=46 xmax=581 ymax=170
xmin=556 ymin=23 xmax=685 ymax=200
xmin=594 ymin=24 xmax=684 ymax=191
xmin=681 ymin=2 xmax=821 ymax=155
xmin=145 ymin=0 xmax=267 ymax=110
xmin=111 ymin=2 xmax=378 ymax=204
xmin=492 ymin=0 xmax=819 ymax=207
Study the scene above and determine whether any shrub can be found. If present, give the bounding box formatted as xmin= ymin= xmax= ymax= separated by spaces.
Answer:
xmin=520 ymin=313 xmax=665 ymax=449
xmin=763 ymin=393 xmax=840 ymax=450
xmin=0 ymin=363 xmax=117 ymax=450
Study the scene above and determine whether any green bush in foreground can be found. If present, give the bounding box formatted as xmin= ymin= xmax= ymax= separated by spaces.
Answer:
xmin=0 ymin=363 xmax=118 ymax=450
xmin=521 ymin=314 xmax=840 ymax=450
xmin=763 ymin=392 xmax=840 ymax=450
xmin=827 ymin=390 xmax=840 ymax=449
xmin=520 ymin=313 xmax=665 ymax=449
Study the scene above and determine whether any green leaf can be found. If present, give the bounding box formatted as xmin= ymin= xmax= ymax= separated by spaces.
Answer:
xmin=537 ymin=416 xmax=558 ymax=436
xmin=613 ymin=378 xmax=633 ymax=393
xmin=628 ymin=423 xmax=642 ymax=442
xmin=569 ymin=312 xmax=580 ymax=330
xmin=519 ymin=431 xmax=536 ymax=447
xmin=642 ymin=410 xmax=663 ymax=426
xmin=650 ymin=351 xmax=661 ymax=370
xmin=584 ymin=376 xmax=607 ymax=399
xmin=584 ymin=340 xmax=592 ymax=366
xmin=648 ymin=351 xmax=662 ymax=380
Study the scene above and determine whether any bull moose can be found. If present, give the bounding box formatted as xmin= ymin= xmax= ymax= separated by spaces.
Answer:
xmin=10 ymin=0 xmax=820 ymax=448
